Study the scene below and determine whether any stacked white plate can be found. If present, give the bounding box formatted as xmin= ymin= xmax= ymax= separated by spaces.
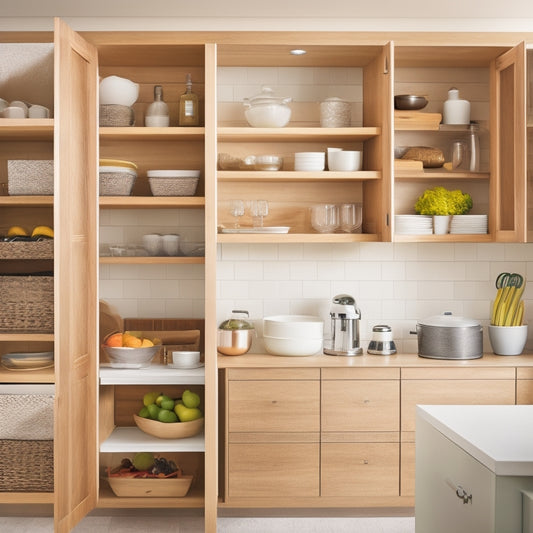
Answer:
xmin=294 ymin=152 xmax=325 ymax=171
xmin=395 ymin=215 xmax=433 ymax=235
xmin=450 ymin=214 xmax=488 ymax=234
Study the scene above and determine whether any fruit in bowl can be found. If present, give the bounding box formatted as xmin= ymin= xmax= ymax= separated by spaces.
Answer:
xmin=102 ymin=331 xmax=160 ymax=368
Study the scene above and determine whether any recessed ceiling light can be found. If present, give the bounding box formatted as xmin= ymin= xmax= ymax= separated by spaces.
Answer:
xmin=290 ymin=49 xmax=307 ymax=56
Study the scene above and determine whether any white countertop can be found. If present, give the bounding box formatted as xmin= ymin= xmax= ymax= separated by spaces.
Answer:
xmin=417 ymin=405 xmax=533 ymax=476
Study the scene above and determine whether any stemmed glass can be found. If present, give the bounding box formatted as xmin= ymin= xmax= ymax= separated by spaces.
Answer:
xmin=250 ymin=199 xmax=269 ymax=228
xmin=229 ymin=199 xmax=245 ymax=228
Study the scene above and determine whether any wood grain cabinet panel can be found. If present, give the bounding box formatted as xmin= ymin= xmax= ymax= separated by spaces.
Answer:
xmin=321 ymin=442 xmax=399 ymax=497
xmin=517 ymin=369 xmax=533 ymax=404
xmin=228 ymin=443 xmax=320 ymax=498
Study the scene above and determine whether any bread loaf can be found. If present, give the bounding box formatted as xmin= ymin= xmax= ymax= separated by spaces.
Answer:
xmin=401 ymin=146 xmax=445 ymax=168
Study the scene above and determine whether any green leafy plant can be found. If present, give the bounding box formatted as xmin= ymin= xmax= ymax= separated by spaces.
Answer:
xmin=414 ymin=186 xmax=473 ymax=216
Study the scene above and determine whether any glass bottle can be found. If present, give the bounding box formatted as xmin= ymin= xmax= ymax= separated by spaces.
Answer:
xmin=178 ymin=73 xmax=199 ymax=126
xmin=145 ymin=85 xmax=169 ymax=127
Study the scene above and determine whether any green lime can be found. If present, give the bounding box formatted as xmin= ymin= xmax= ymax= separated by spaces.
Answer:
xmin=147 ymin=403 xmax=161 ymax=419
xmin=156 ymin=394 xmax=172 ymax=407
xmin=182 ymin=390 xmax=201 ymax=409
xmin=138 ymin=406 xmax=150 ymax=418
xmin=158 ymin=409 xmax=178 ymax=423
xmin=160 ymin=398 xmax=175 ymax=410
xmin=132 ymin=452 xmax=155 ymax=471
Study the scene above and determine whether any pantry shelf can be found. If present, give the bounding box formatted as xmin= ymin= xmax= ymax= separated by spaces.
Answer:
xmin=217 ymin=233 xmax=378 ymax=244
xmin=217 ymin=126 xmax=380 ymax=142
xmin=99 ymin=256 xmax=205 ymax=265
xmin=98 ymin=197 xmax=205 ymax=208
xmin=99 ymin=126 xmax=205 ymax=141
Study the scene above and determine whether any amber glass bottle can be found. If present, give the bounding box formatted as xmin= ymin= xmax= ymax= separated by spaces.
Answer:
xmin=178 ymin=73 xmax=199 ymax=126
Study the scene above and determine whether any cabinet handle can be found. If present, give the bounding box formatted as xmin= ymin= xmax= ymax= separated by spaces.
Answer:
xmin=384 ymin=55 xmax=389 ymax=75
xmin=445 ymin=478 xmax=472 ymax=505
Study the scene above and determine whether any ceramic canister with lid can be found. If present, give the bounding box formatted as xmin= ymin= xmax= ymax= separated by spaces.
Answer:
xmin=442 ymin=87 xmax=471 ymax=125
xmin=320 ymin=97 xmax=351 ymax=128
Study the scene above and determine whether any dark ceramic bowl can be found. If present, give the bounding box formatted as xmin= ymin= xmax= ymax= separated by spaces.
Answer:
xmin=394 ymin=95 xmax=428 ymax=111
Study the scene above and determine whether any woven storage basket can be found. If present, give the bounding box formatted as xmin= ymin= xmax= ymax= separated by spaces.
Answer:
xmin=0 ymin=393 xmax=54 ymax=440
xmin=99 ymin=171 xmax=136 ymax=196
xmin=0 ymin=274 xmax=54 ymax=332
xmin=8 ymin=160 xmax=53 ymax=196
xmin=0 ymin=239 xmax=53 ymax=260
xmin=99 ymin=104 xmax=135 ymax=127
xmin=0 ymin=439 xmax=54 ymax=492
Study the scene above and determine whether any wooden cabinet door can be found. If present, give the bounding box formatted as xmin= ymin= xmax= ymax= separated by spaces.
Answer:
xmin=490 ymin=42 xmax=527 ymax=242
xmin=228 ymin=379 xmax=320 ymax=433
xmin=228 ymin=443 xmax=320 ymax=499
xmin=322 ymin=379 xmax=399 ymax=432
xmin=321 ymin=442 xmax=399 ymax=497
xmin=53 ymin=18 xmax=98 ymax=533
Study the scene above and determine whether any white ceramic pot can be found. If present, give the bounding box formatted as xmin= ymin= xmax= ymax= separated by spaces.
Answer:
xmin=263 ymin=315 xmax=324 ymax=339
xmin=263 ymin=335 xmax=323 ymax=357
xmin=488 ymin=324 xmax=528 ymax=356
xmin=99 ymin=75 xmax=139 ymax=107
xmin=433 ymin=215 xmax=451 ymax=234
xmin=243 ymin=86 xmax=292 ymax=128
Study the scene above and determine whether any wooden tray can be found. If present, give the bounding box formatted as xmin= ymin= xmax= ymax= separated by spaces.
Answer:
xmin=107 ymin=475 xmax=193 ymax=497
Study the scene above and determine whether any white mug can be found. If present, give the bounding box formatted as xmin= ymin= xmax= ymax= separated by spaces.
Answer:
xmin=162 ymin=234 xmax=180 ymax=256
xmin=9 ymin=100 xmax=29 ymax=117
xmin=142 ymin=234 xmax=163 ymax=256
xmin=29 ymin=104 xmax=50 ymax=119
xmin=2 ymin=106 xmax=26 ymax=118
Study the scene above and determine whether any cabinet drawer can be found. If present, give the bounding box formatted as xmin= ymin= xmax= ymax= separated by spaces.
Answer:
xmin=517 ymin=379 xmax=533 ymax=404
xmin=228 ymin=380 xmax=320 ymax=433
xmin=400 ymin=442 xmax=416 ymax=496
xmin=401 ymin=379 xmax=515 ymax=432
xmin=228 ymin=443 xmax=319 ymax=498
xmin=321 ymin=442 xmax=399 ymax=497
xmin=322 ymin=380 xmax=399 ymax=432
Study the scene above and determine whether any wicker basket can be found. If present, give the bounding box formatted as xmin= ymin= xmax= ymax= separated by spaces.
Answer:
xmin=99 ymin=104 xmax=135 ymax=127
xmin=99 ymin=171 xmax=136 ymax=196
xmin=0 ymin=274 xmax=54 ymax=332
xmin=148 ymin=175 xmax=200 ymax=197
xmin=0 ymin=239 xmax=53 ymax=260
xmin=0 ymin=439 xmax=53 ymax=492
xmin=8 ymin=160 xmax=54 ymax=196
xmin=0 ymin=392 xmax=54 ymax=440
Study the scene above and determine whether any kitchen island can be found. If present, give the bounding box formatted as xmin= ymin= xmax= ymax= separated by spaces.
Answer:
xmin=416 ymin=405 xmax=533 ymax=532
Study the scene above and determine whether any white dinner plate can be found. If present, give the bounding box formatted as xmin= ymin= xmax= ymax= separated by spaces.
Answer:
xmin=220 ymin=226 xmax=290 ymax=234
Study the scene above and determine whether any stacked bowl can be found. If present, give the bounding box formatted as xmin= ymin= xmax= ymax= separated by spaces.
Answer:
xmin=294 ymin=152 xmax=325 ymax=171
xmin=263 ymin=315 xmax=324 ymax=356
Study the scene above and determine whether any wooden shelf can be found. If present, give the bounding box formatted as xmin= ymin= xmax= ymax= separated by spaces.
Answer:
xmin=0 ymin=196 xmax=53 ymax=206
xmin=394 ymin=233 xmax=492 ymax=243
xmin=0 ymin=366 xmax=54 ymax=383
xmin=97 ymin=483 xmax=204 ymax=509
xmin=395 ymin=170 xmax=490 ymax=181
xmin=100 ymin=427 xmax=205 ymax=453
xmin=99 ymin=363 xmax=205 ymax=385
xmin=217 ymin=126 xmax=380 ymax=142
xmin=0 ymin=492 xmax=54 ymax=504
xmin=218 ymin=170 xmax=380 ymax=182
xmin=217 ymin=232 xmax=378 ymax=244
xmin=99 ymin=256 xmax=204 ymax=265
xmin=99 ymin=126 xmax=205 ymax=141
xmin=0 ymin=119 xmax=54 ymax=140
xmin=99 ymin=196 xmax=205 ymax=209
xmin=0 ymin=332 xmax=54 ymax=341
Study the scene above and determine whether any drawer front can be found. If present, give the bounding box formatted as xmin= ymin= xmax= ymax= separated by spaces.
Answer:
xmin=517 ymin=379 xmax=533 ymax=404
xmin=228 ymin=443 xmax=319 ymax=498
xmin=400 ymin=442 xmax=416 ymax=496
xmin=401 ymin=379 xmax=516 ymax=432
xmin=322 ymin=380 xmax=399 ymax=432
xmin=228 ymin=380 xmax=320 ymax=433
xmin=321 ymin=442 xmax=399 ymax=497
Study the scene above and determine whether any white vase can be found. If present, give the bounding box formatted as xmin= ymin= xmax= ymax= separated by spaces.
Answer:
xmin=433 ymin=215 xmax=451 ymax=234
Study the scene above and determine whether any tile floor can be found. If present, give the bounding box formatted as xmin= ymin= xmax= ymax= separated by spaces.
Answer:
xmin=0 ymin=513 xmax=416 ymax=532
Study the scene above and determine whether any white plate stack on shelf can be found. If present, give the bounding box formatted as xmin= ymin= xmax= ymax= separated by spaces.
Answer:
xmin=450 ymin=214 xmax=488 ymax=234
xmin=395 ymin=215 xmax=433 ymax=235
xmin=294 ymin=152 xmax=325 ymax=171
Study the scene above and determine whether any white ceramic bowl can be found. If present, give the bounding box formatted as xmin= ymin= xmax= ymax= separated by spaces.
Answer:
xmin=244 ymin=104 xmax=291 ymax=128
xmin=263 ymin=335 xmax=323 ymax=357
xmin=294 ymin=152 xmax=325 ymax=171
xmin=99 ymin=75 xmax=139 ymax=107
xmin=169 ymin=350 xmax=201 ymax=368
xmin=328 ymin=150 xmax=362 ymax=171
xmin=488 ymin=324 xmax=528 ymax=356
xmin=263 ymin=315 xmax=324 ymax=339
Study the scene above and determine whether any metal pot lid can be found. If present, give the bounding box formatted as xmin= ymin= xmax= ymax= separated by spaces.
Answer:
xmin=218 ymin=310 xmax=254 ymax=330
xmin=418 ymin=312 xmax=480 ymax=328
xmin=243 ymin=86 xmax=292 ymax=107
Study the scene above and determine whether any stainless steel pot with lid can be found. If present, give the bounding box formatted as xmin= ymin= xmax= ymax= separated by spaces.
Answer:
xmin=412 ymin=312 xmax=483 ymax=360
xmin=217 ymin=310 xmax=255 ymax=356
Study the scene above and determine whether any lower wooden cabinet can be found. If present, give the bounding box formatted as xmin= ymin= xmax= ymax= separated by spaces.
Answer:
xmin=517 ymin=368 xmax=533 ymax=404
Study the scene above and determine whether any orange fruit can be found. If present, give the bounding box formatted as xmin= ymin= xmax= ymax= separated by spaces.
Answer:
xmin=123 ymin=334 xmax=142 ymax=348
xmin=141 ymin=338 xmax=154 ymax=347
xmin=104 ymin=332 xmax=123 ymax=347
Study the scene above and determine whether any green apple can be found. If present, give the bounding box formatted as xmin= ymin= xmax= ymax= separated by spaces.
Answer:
xmin=158 ymin=408 xmax=178 ymax=423
xmin=143 ymin=391 xmax=161 ymax=407
xmin=174 ymin=403 xmax=202 ymax=422
xmin=138 ymin=406 xmax=150 ymax=418
xmin=156 ymin=394 xmax=172 ymax=407
xmin=160 ymin=398 xmax=175 ymax=410
xmin=147 ymin=403 xmax=161 ymax=420
xmin=182 ymin=389 xmax=200 ymax=409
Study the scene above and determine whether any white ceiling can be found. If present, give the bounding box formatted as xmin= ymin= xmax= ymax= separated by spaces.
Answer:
xmin=2 ymin=0 xmax=533 ymax=19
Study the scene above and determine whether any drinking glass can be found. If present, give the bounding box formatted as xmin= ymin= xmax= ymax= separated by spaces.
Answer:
xmin=311 ymin=204 xmax=339 ymax=233
xmin=339 ymin=203 xmax=363 ymax=233
xmin=250 ymin=199 xmax=269 ymax=227
xmin=229 ymin=199 xmax=245 ymax=228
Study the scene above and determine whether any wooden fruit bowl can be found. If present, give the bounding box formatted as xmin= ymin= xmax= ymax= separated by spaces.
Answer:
xmin=108 ymin=475 xmax=193 ymax=497
xmin=133 ymin=414 xmax=204 ymax=439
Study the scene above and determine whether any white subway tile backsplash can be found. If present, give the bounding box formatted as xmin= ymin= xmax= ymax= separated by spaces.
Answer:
xmin=317 ymin=261 xmax=345 ymax=280
xmin=417 ymin=281 xmax=455 ymax=300
xmin=302 ymin=280 xmax=333 ymax=299
xmin=235 ymin=261 xmax=264 ymax=280
xmin=249 ymin=280 xmax=280 ymax=299
xmin=382 ymin=262 xmax=406 ymax=280
xmin=279 ymin=243 xmax=304 ymax=260
xmin=417 ymin=242 xmax=455 ymax=261
xmin=290 ymin=261 xmax=317 ymax=280
xmin=345 ymin=261 xmax=382 ymax=280
xmin=393 ymin=280 xmax=418 ymax=300
xmin=263 ymin=261 xmax=291 ymax=281
xmin=249 ymin=243 xmax=278 ymax=259
xmin=406 ymin=261 xmax=465 ymax=281
xmin=358 ymin=280 xmax=394 ymax=300
xmin=179 ymin=279 xmax=205 ymax=299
